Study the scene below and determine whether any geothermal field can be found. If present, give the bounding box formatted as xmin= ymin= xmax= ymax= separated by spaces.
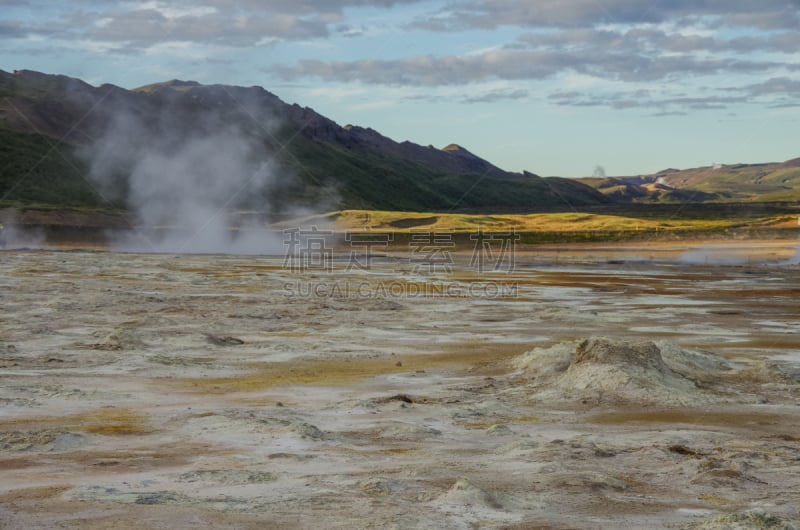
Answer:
xmin=1 ymin=242 xmax=800 ymax=529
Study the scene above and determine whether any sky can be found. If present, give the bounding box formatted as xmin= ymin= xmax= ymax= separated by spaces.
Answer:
xmin=1 ymin=0 xmax=799 ymax=177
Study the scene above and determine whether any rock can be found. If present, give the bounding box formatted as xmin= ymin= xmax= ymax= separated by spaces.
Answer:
xmin=575 ymin=337 xmax=667 ymax=372
xmin=93 ymin=328 xmax=146 ymax=350
xmin=177 ymin=469 xmax=277 ymax=485
xmin=134 ymin=492 xmax=181 ymax=505
xmin=289 ymin=422 xmax=326 ymax=440
xmin=378 ymin=422 xmax=441 ymax=441
xmin=656 ymin=340 xmax=733 ymax=376
xmin=592 ymin=443 xmax=617 ymax=457
xmin=497 ymin=439 xmax=539 ymax=454
xmin=359 ymin=479 xmax=403 ymax=496
xmin=205 ymin=334 xmax=245 ymax=346
xmin=148 ymin=353 xmax=191 ymax=366
xmin=551 ymin=472 xmax=628 ymax=491
xmin=267 ymin=453 xmax=314 ymax=461
xmin=511 ymin=341 xmax=576 ymax=376
xmin=435 ymin=478 xmax=503 ymax=510
xmin=485 ymin=424 xmax=513 ymax=436
xmin=686 ymin=510 xmax=798 ymax=529
xmin=669 ymin=444 xmax=706 ymax=457
xmin=372 ymin=394 xmax=414 ymax=405
xmin=0 ymin=430 xmax=83 ymax=452
xmin=52 ymin=432 xmax=86 ymax=451
xmin=692 ymin=458 xmax=766 ymax=487
xmin=368 ymin=300 xmax=405 ymax=311
xmin=744 ymin=361 xmax=800 ymax=385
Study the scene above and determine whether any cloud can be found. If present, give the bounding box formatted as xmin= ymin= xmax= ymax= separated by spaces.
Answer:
xmin=0 ymin=20 xmax=25 ymax=38
xmin=275 ymin=48 xmax=784 ymax=85
xmin=547 ymin=66 xmax=800 ymax=111
xmin=546 ymin=79 xmax=800 ymax=112
xmin=0 ymin=0 xmax=427 ymax=48
xmin=411 ymin=0 xmax=800 ymax=31
xmin=86 ymin=9 xmax=333 ymax=46
xmin=461 ymin=88 xmax=529 ymax=104
xmin=742 ymin=77 xmax=800 ymax=97
xmin=739 ymin=77 xmax=800 ymax=108
xmin=5 ymin=0 xmax=799 ymax=119
xmin=514 ymin=27 xmax=800 ymax=56
xmin=392 ymin=86 xmax=528 ymax=105
xmin=200 ymin=0 xmax=422 ymax=13
xmin=652 ymin=111 xmax=689 ymax=117
xmin=273 ymin=4 xmax=799 ymax=109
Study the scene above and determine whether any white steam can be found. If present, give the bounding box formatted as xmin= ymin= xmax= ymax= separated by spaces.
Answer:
xmin=678 ymin=242 xmax=800 ymax=266
xmin=677 ymin=247 xmax=750 ymax=265
xmin=82 ymin=102 xmax=283 ymax=254
xmin=0 ymin=221 xmax=45 ymax=250
xmin=788 ymin=242 xmax=800 ymax=265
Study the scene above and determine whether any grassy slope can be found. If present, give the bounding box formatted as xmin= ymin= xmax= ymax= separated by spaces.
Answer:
xmin=3 ymin=126 xmax=796 ymax=238
xmin=0 ymin=69 xmax=608 ymax=214
xmin=261 ymin=129 xmax=607 ymax=212
xmin=274 ymin=208 xmax=800 ymax=233
xmin=0 ymin=128 xmax=113 ymax=209
xmin=0 ymin=120 xmax=606 ymax=214
xmin=690 ymin=166 xmax=800 ymax=201
xmin=580 ymin=164 xmax=800 ymax=203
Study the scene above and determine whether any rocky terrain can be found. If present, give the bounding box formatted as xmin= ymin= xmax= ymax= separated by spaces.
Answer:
xmin=1 ymin=244 xmax=799 ymax=528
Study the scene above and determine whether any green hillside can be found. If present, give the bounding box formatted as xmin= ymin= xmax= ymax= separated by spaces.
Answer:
xmin=579 ymin=161 xmax=800 ymax=204
xmin=0 ymin=69 xmax=607 ymax=214
xmin=0 ymin=129 xmax=109 ymax=209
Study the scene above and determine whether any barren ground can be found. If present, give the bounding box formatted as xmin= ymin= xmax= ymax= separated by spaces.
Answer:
xmin=1 ymin=242 xmax=799 ymax=529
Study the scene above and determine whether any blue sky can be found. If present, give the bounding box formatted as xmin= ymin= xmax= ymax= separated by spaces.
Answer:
xmin=2 ymin=0 xmax=799 ymax=177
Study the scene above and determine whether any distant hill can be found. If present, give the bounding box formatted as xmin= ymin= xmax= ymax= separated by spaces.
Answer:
xmin=0 ymin=69 xmax=607 ymax=213
xmin=578 ymin=159 xmax=800 ymax=204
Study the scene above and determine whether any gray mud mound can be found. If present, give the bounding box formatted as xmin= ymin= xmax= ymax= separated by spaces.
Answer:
xmin=512 ymin=337 xmax=736 ymax=405
xmin=434 ymin=478 xmax=503 ymax=510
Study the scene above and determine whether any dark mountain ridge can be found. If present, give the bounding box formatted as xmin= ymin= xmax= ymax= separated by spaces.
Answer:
xmin=0 ymin=69 xmax=607 ymax=213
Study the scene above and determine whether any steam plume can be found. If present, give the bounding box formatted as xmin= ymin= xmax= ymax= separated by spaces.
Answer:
xmin=788 ymin=242 xmax=800 ymax=265
xmin=0 ymin=219 xmax=45 ymax=250
xmin=81 ymin=94 xmax=283 ymax=254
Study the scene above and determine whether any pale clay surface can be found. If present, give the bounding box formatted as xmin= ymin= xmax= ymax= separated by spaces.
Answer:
xmin=1 ymin=247 xmax=799 ymax=529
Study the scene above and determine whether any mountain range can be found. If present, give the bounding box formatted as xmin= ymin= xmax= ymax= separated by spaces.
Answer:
xmin=1 ymin=69 xmax=798 ymax=216
xmin=578 ymin=159 xmax=800 ymax=204
xmin=0 ymin=69 xmax=604 ymax=214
